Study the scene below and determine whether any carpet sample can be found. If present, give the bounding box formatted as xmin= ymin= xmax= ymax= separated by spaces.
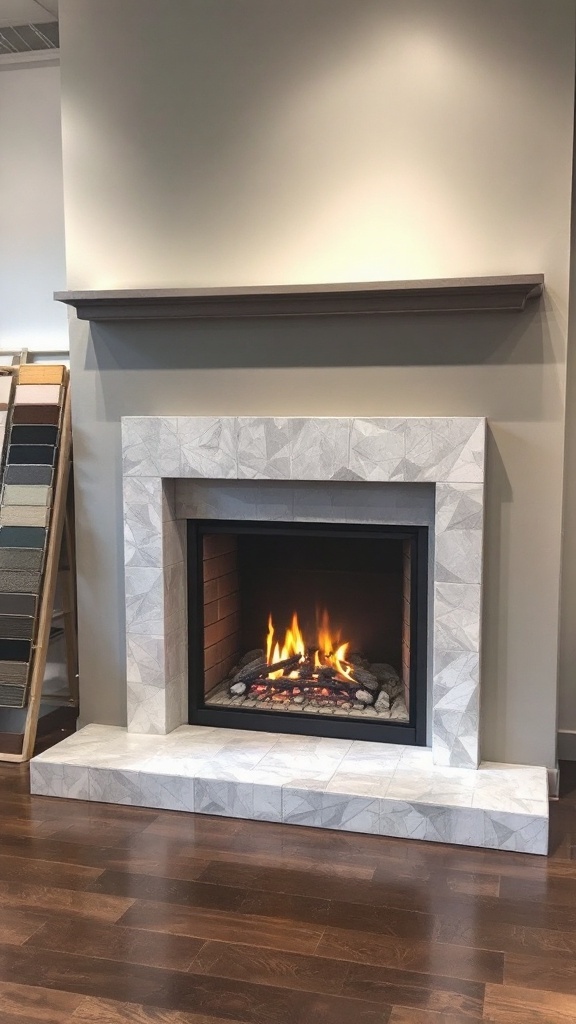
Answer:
xmin=5 ymin=465 xmax=53 ymax=485
xmin=8 ymin=446 xmax=56 ymax=466
xmin=0 ymin=527 xmax=46 ymax=549
xmin=3 ymin=485 xmax=51 ymax=506
xmin=0 ymin=616 xmax=34 ymax=639
xmin=10 ymin=425 xmax=59 ymax=446
xmin=0 ymin=507 xmax=49 ymax=528
xmin=0 ymin=570 xmax=41 ymax=594
xmin=0 ymin=682 xmax=27 ymax=708
xmin=12 ymin=406 xmax=61 ymax=426
xmin=14 ymin=384 xmax=62 ymax=406
xmin=0 ymin=661 xmax=28 ymax=683
xmin=0 ymin=594 xmax=37 ymax=616
xmin=0 ymin=549 xmax=43 ymax=571
xmin=18 ymin=365 xmax=66 ymax=385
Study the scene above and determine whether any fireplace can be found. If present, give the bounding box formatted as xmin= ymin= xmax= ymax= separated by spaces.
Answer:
xmin=188 ymin=520 xmax=428 ymax=744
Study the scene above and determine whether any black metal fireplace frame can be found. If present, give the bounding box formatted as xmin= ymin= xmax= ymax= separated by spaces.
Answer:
xmin=187 ymin=520 xmax=428 ymax=746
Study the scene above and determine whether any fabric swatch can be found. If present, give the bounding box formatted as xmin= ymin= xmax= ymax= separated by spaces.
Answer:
xmin=8 ymin=446 xmax=56 ymax=466
xmin=10 ymin=426 xmax=59 ymax=446
xmin=0 ymin=549 xmax=43 ymax=571
xmin=0 ymin=594 xmax=37 ymax=616
xmin=0 ymin=639 xmax=32 ymax=661
xmin=14 ymin=385 xmax=62 ymax=406
xmin=12 ymin=406 xmax=61 ymax=426
xmin=0 ymin=617 xmax=34 ymax=639
xmin=0 ymin=527 xmax=46 ymax=549
xmin=0 ymin=570 xmax=41 ymax=594
xmin=0 ymin=507 xmax=49 ymax=528
xmin=18 ymin=365 xmax=66 ymax=385
xmin=5 ymin=465 xmax=53 ymax=485
xmin=0 ymin=661 xmax=28 ymax=684
xmin=3 ymin=485 xmax=51 ymax=506
xmin=0 ymin=682 xmax=27 ymax=708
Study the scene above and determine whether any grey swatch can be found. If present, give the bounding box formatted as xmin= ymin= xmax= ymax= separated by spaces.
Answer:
xmin=0 ymin=549 xmax=43 ymax=571
xmin=0 ymin=527 xmax=46 ymax=548
xmin=0 ymin=594 xmax=36 ymax=615
xmin=0 ymin=661 xmax=28 ymax=683
xmin=0 ymin=682 xmax=27 ymax=707
xmin=0 ymin=616 xmax=34 ymax=639
xmin=0 ymin=570 xmax=41 ymax=594
xmin=5 ymin=465 xmax=53 ymax=485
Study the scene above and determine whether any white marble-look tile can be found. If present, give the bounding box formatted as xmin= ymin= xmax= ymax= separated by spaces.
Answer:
xmin=282 ymin=788 xmax=381 ymax=834
xmin=237 ymin=417 xmax=292 ymax=479
xmin=126 ymin=633 xmax=166 ymax=687
xmin=127 ymin=680 xmax=171 ymax=735
xmin=125 ymin=567 xmax=165 ymax=635
xmin=195 ymin=777 xmax=282 ymax=822
xmin=163 ymin=561 xmax=186 ymax=635
xmin=433 ymin=651 xmax=480 ymax=714
xmin=348 ymin=418 xmax=406 ymax=481
xmin=163 ymin=518 xmax=186 ymax=567
xmin=290 ymin=418 xmax=350 ymax=480
xmin=433 ymin=708 xmax=480 ymax=770
xmin=482 ymin=811 xmax=548 ymax=854
xmin=122 ymin=417 xmax=180 ymax=477
xmin=89 ymin=767 xmax=142 ymax=804
xmin=30 ymin=762 xmax=90 ymax=800
xmin=123 ymin=477 xmax=163 ymax=568
xmin=386 ymin=767 xmax=477 ymax=808
xmin=434 ymin=584 xmax=481 ymax=651
xmin=178 ymin=417 xmax=237 ymax=478
xmin=136 ymin=772 xmax=195 ymax=812
xmin=404 ymin=418 xmax=485 ymax=483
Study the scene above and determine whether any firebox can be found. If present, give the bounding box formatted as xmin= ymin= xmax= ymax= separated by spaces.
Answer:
xmin=187 ymin=521 xmax=428 ymax=744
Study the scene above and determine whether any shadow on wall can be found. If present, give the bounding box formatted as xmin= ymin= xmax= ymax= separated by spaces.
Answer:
xmin=85 ymin=304 xmax=548 ymax=373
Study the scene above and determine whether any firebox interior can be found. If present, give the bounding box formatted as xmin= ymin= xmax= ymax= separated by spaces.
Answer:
xmin=188 ymin=521 xmax=428 ymax=745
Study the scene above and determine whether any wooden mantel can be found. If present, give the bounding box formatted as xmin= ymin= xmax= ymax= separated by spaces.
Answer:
xmin=55 ymin=275 xmax=544 ymax=321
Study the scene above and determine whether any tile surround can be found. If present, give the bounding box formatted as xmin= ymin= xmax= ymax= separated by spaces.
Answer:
xmin=31 ymin=414 xmax=550 ymax=851
xmin=30 ymin=725 xmax=549 ymax=854
xmin=121 ymin=415 xmax=485 ymax=769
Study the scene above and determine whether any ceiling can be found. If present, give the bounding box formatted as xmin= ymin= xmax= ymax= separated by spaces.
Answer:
xmin=0 ymin=0 xmax=58 ymax=30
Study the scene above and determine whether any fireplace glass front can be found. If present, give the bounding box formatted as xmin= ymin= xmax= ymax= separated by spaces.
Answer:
xmin=188 ymin=521 xmax=428 ymax=744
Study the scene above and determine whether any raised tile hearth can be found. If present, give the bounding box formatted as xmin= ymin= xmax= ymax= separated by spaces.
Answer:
xmin=31 ymin=414 xmax=550 ymax=852
xmin=30 ymin=725 xmax=549 ymax=854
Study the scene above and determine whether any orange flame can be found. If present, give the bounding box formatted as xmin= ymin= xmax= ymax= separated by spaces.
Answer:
xmin=265 ymin=609 xmax=355 ymax=682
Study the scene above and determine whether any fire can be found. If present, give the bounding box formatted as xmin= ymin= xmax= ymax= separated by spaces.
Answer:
xmin=266 ymin=609 xmax=355 ymax=682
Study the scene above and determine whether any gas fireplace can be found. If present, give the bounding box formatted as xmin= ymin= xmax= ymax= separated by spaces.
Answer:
xmin=188 ymin=521 xmax=428 ymax=744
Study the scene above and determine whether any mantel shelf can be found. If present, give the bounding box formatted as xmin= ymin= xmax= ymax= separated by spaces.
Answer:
xmin=55 ymin=275 xmax=544 ymax=321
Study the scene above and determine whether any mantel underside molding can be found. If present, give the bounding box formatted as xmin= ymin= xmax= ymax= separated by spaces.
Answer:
xmin=55 ymin=275 xmax=544 ymax=321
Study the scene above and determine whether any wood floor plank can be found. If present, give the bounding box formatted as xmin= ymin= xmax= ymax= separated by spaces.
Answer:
xmin=0 ymin=877 xmax=134 ymax=922
xmin=434 ymin=915 xmax=576 ymax=959
xmin=341 ymin=961 xmax=484 ymax=1018
xmin=0 ymin=907 xmax=48 ymax=945
xmin=504 ymin=951 xmax=576 ymax=996
xmin=388 ymin=1008 xmax=480 ymax=1023
xmin=190 ymin=939 xmax=347 ymax=995
xmin=0 ymin=942 xmax=391 ymax=1023
xmin=0 ymin=852 xmax=103 ymax=889
xmin=70 ymin=996 xmax=237 ymax=1023
xmin=117 ymin=899 xmax=326 ymax=954
xmin=24 ymin=918 xmax=205 ymax=972
xmin=0 ymin=833 xmax=173 ymax=875
xmin=316 ymin=926 xmax=503 ymax=984
xmin=483 ymin=982 xmax=576 ymax=1023
xmin=0 ymin=979 xmax=84 ymax=1023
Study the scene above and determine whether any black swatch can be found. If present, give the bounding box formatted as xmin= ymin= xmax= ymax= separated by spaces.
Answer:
xmin=8 ymin=446 xmax=56 ymax=466
xmin=10 ymin=425 xmax=59 ymax=446
xmin=0 ymin=639 xmax=32 ymax=662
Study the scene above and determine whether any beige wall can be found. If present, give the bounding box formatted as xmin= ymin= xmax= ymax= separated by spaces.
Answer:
xmin=59 ymin=0 xmax=576 ymax=768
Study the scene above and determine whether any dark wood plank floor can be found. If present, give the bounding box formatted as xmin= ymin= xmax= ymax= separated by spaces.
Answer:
xmin=0 ymin=764 xmax=575 ymax=1023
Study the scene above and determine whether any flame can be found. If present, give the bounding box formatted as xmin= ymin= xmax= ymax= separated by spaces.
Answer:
xmin=265 ymin=609 xmax=355 ymax=682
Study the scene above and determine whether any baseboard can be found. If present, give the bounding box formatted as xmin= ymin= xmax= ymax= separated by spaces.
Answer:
xmin=558 ymin=730 xmax=576 ymax=762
